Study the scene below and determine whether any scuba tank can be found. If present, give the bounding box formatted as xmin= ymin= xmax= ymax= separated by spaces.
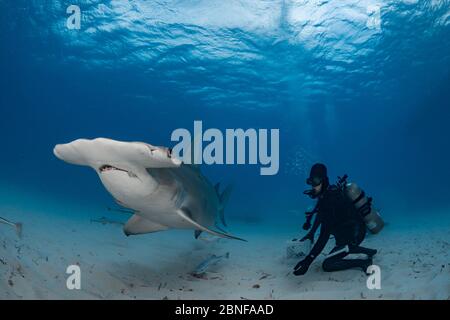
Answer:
xmin=337 ymin=175 xmax=384 ymax=234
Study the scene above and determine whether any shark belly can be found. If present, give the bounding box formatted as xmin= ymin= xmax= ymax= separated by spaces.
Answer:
xmin=97 ymin=169 xmax=156 ymax=207
xmin=133 ymin=178 xmax=192 ymax=229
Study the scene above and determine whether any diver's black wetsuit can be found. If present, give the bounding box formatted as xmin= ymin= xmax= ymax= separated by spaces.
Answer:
xmin=294 ymin=184 xmax=376 ymax=275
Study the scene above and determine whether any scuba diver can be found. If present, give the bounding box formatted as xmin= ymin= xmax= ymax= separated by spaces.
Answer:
xmin=293 ymin=163 xmax=378 ymax=276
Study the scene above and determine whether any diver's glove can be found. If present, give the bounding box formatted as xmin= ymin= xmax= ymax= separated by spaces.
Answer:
xmin=293 ymin=255 xmax=314 ymax=276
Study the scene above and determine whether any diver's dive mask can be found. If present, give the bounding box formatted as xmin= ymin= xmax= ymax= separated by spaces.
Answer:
xmin=304 ymin=176 xmax=323 ymax=198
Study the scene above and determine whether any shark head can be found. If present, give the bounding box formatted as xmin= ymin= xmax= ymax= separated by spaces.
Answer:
xmin=53 ymin=138 xmax=182 ymax=200
xmin=53 ymin=139 xmax=182 ymax=168
xmin=140 ymin=143 xmax=182 ymax=168
xmin=53 ymin=142 xmax=86 ymax=166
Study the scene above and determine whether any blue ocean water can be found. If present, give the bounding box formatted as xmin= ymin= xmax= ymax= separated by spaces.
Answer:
xmin=0 ymin=0 xmax=449 ymax=228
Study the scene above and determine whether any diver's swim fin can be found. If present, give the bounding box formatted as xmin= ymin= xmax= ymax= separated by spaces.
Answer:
xmin=177 ymin=208 xmax=246 ymax=242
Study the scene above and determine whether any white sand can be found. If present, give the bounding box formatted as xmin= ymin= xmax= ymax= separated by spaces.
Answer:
xmin=0 ymin=190 xmax=449 ymax=300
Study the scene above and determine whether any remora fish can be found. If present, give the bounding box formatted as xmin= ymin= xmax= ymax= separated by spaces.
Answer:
xmin=192 ymin=252 xmax=230 ymax=276
xmin=0 ymin=216 xmax=22 ymax=238
xmin=53 ymin=138 xmax=245 ymax=241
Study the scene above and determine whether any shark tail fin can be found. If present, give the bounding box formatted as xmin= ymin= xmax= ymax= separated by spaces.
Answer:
xmin=218 ymin=184 xmax=233 ymax=227
xmin=15 ymin=223 xmax=22 ymax=239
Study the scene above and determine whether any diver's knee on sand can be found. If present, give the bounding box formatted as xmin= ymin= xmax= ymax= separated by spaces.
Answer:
xmin=348 ymin=245 xmax=377 ymax=257
xmin=322 ymin=252 xmax=347 ymax=272
xmin=322 ymin=252 xmax=372 ymax=272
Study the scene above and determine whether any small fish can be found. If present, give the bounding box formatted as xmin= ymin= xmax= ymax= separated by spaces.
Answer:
xmin=90 ymin=216 xmax=125 ymax=227
xmin=0 ymin=216 xmax=22 ymax=238
xmin=192 ymin=252 xmax=230 ymax=276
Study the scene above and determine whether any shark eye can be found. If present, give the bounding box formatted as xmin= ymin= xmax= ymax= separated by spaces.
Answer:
xmin=167 ymin=148 xmax=172 ymax=158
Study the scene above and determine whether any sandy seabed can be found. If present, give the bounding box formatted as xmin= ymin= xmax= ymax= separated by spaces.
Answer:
xmin=0 ymin=190 xmax=449 ymax=300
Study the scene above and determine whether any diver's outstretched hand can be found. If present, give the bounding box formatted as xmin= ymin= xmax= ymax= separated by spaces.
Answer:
xmin=293 ymin=256 xmax=313 ymax=276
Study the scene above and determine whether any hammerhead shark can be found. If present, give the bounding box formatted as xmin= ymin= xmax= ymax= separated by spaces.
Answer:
xmin=54 ymin=138 xmax=245 ymax=241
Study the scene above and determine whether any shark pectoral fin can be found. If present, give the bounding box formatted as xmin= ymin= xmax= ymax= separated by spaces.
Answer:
xmin=123 ymin=214 xmax=168 ymax=236
xmin=177 ymin=209 xmax=247 ymax=242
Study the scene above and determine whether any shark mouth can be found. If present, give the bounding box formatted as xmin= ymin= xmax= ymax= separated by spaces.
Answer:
xmin=98 ymin=164 xmax=139 ymax=178
xmin=98 ymin=164 xmax=128 ymax=173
